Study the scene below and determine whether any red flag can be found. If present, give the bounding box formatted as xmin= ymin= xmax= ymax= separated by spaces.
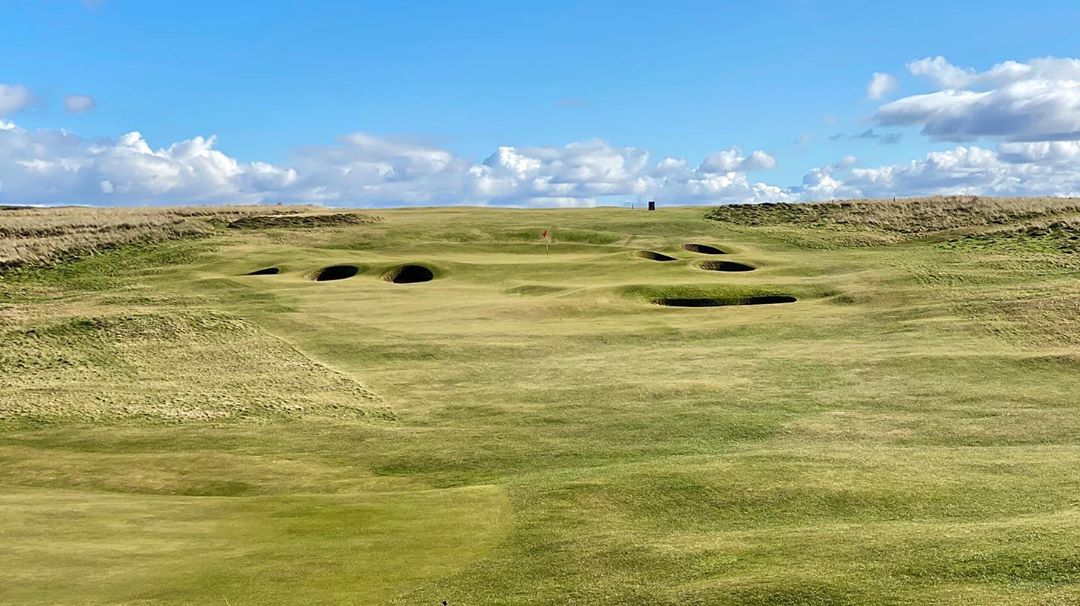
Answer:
xmin=541 ymin=229 xmax=549 ymax=239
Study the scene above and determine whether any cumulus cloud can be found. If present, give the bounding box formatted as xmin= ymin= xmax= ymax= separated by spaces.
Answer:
xmin=7 ymin=116 xmax=1080 ymax=205
xmin=793 ymin=143 xmax=1080 ymax=200
xmin=906 ymin=56 xmax=978 ymax=89
xmin=14 ymin=53 xmax=1080 ymax=208
xmin=875 ymin=56 xmax=1080 ymax=142
xmin=64 ymin=95 xmax=97 ymax=113
xmin=866 ymin=72 xmax=898 ymax=100
xmin=0 ymin=84 xmax=33 ymax=117
xmin=0 ymin=123 xmax=296 ymax=205
xmin=698 ymin=147 xmax=776 ymax=172
xmin=997 ymin=140 xmax=1080 ymax=165
xmin=0 ymin=120 xmax=792 ymax=206
xmin=905 ymin=56 xmax=1040 ymax=90
xmin=9 ymin=114 xmax=1080 ymax=206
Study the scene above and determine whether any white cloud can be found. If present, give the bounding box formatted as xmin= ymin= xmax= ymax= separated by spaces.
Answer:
xmin=12 ymin=65 xmax=1080 ymax=207
xmin=7 ymin=114 xmax=1080 ymax=206
xmin=0 ymin=84 xmax=33 ymax=116
xmin=10 ymin=114 xmax=1080 ymax=206
xmin=997 ymin=140 xmax=1080 ymax=165
xmin=698 ymin=147 xmax=776 ymax=172
xmin=876 ymin=56 xmax=1080 ymax=142
xmin=0 ymin=123 xmax=296 ymax=205
xmin=794 ymin=144 xmax=1080 ymax=200
xmin=906 ymin=56 xmax=978 ymax=89
xmin=866 ymin=72 xmax=898 ymax=100
xmin=283 ymin=137 xmax=789 ymax=206
xmin=0 ymin=120 xmax=792 ymax=206
xmin=905 ymin=56 xmax=1043 ymax=90
xmin=64 ymin=95 xmax=97 ymax=113
xmin=744 ymin=150 xmax=778 ymax=171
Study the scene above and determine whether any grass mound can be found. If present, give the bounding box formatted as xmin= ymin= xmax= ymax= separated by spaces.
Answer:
xmin=683 ymin=243 xmax=726 ymax=254
xmin=697 ymin=260 xmax=755 ymax=272
xmin=245 ymin=266 xmax=280 ymax=276
xmin=383 ymin=264 xmax=434 ymax=284
xmin=653 ymin=294 xmax=796 ymax=307
xmin=636 ymin=251 xmax=678 ymax=262
xmin=0 ymin=311 xmax=382 ymax=423
xmin=313 ymin=265 xmax=360 ymax=281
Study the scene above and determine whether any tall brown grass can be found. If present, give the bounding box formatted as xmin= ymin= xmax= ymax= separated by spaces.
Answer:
xmin=706 ymin=195 xmax=1080 ymax=234
xmin=0 ymin=205 xmax=327 ymax=269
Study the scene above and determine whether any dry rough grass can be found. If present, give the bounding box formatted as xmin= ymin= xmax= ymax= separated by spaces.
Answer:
xmin=946 ymin=219 xmax=1080 ymax=255
xmin=0 ymin=205 xmax=366 ymax=270
xmin=707 ymin=195 xmax=1080 ymax=236
xmin=227 ymin=212 xmax=382 ymax=230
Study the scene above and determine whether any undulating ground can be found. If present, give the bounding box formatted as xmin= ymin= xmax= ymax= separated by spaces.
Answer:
xmin=2 ymin=199 xmax=1080 ymax=605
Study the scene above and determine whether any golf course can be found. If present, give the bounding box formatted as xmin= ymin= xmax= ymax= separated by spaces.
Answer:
xmin=3 ymin=197 xmax=1080 ymax=604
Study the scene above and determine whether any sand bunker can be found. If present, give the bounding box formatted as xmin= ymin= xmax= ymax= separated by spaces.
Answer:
xmin=383 ymin=264 xmax=434 ymax=284
xmin=313 ymin=265 xmax=360 ymax=281
xmin=636 ymin=251 xmax=678 ymax=262
xmin=682 ymin=243 xmax=727 ymax=255
xmin=653 ymin=295 xmax=796 ymax=307
xmin=245 ymin=267 xmax=281 ymax=276
xmin=697 ymin=260 xmax=755 ymax=272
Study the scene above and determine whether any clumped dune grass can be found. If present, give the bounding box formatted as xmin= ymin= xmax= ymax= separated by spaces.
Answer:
xmin=0 ymin=205 xmax=377 ymax=270
xmin=944 ymin=218 xmax=1080 ymax=255
xmin=707 ymin=195 xmax=1080 ymax=236
xmin=227 ymin=212 xmax=382 ymax=230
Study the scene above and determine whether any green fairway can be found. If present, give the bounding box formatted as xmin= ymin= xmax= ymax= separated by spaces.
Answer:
xmin=3 ymin=203 xmax=1080 ymax=604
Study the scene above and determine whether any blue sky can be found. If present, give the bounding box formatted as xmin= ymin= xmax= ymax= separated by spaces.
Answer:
xmin=4 ymin=0 xmax=1080 ymax=206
